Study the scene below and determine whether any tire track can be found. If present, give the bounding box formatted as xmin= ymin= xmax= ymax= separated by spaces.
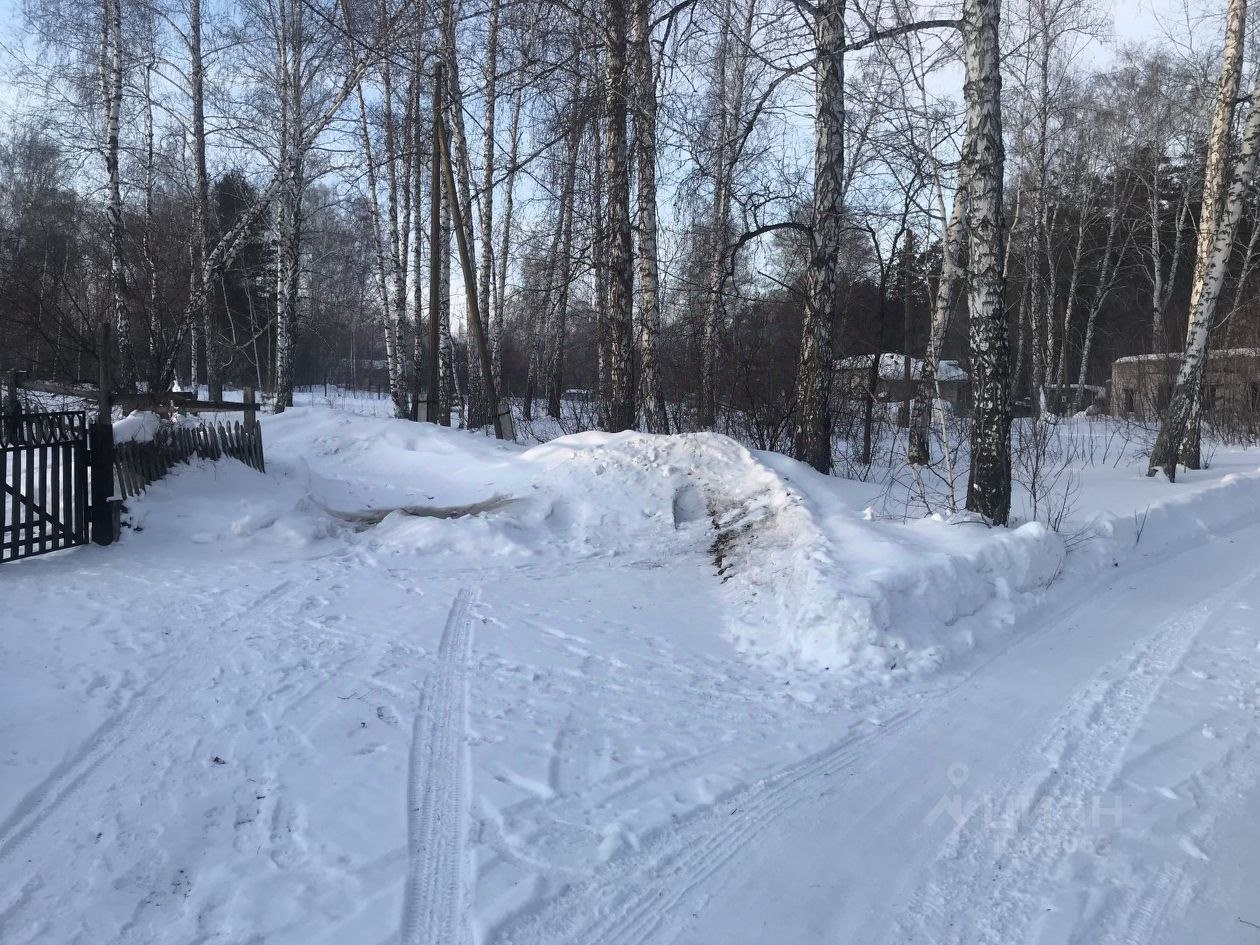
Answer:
xmin=492 ymin=707 xmax=919 ymax=945
xmin=893 ymin=565 xmax=1260 ymax=945
xmin=399 ymin=588 xmax=477 ymax=945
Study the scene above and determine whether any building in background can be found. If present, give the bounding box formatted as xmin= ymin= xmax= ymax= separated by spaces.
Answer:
xmin=1112 ymin=349 xmax=1260 ymax=425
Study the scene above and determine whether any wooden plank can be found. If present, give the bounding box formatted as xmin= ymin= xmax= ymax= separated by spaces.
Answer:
xmin=62 ymin=440 xmax=74 ymax=547
xmin=9 ymin=440 xmax=22 ymax=561
xmin=74 ymin=435 xmax=88 ymax=545
xmin=13 ymin=379 xmax=98 ymax=401
xmin=24 ymin=442 xmax=35 ymax=558
xmin=36 ymin=443 xmax=47 ymax=554
xmin=50 ymin=439 xmax=62 ymax=551
xmin=254 ymin=421 xmax=265 ymax=473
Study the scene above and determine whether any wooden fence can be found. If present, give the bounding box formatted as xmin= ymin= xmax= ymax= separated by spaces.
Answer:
xmin=114 ymin=420 xmax=265 ymax=499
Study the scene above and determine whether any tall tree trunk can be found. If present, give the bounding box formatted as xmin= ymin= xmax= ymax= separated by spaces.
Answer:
xmin=962 ymin=0 xmax=1012 ymax=524
xmin=1182 ymin=0 xmax=1246 ymax=469
xmin=908 ymin=183 xmax=967 ymax=465
xmin=439 ymin=184 xmax=457 ymax=426
xmin=478 ymin=0 xmax=501 ymax=399
xmin=352 ymin=74 xmax=408 ymax=417
xmin=440 ymin=0 xmax=485 ymax=427
xmin=699 ymin=0 xmax=733 ymax=430
xmin=547 ymin=105 xmax=584 ymax=419
xmin=900 ymin=231 xmax=915 ymax=428
xmin=1072 ymin=177 xmax=1128 ymax=410
xmin=188 ymin=0 xmax=217 ymax=401
xmin=602 ymin=0 xmax=637 ymax=431
xmin=632 ymin=0 xmax=668 ymax=433
xmin=792 ymin=0 xmax=844 ymax=473
xmin=272 ymin=0 xmax=304 ymax=413
xmin=494 ymin=47 xmax=527 ymax=390
xmin=142 ymin=58 xmax=161 ymax=394
xmin=424 ymin=63 xmax=444 ymax=423
xmin=381 ymin=22 xmax=412 ymax=418
xmin=100 ymin=0 xmax=130 ymax=390
xmin=1149 ymin=34 xmax=1260 ymax=479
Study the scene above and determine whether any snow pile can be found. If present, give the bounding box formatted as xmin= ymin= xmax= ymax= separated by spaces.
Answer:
xmin=261 ymin=410 xmax=804 ymax=562
xmin=122 ymin=407 xmax=1260 ymax=683
xmin=112 ymin=410 xmax=161 ymax=443
xmin=261 ymin=411 xmax=1061 ymax=679
xmin=711 ymin=450 xmax=1066 ymax=678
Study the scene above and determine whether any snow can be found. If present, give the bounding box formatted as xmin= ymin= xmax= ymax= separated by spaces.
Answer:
xmin=1113 ymin=346 xmax=1260 ymax=363
xmin=3 ymin=405 xmax=1260 ymax=945
xmin=112 ymin=410 xmax=162 ymax=443
xmin=837 ymin=352 xmax=969 ymax=381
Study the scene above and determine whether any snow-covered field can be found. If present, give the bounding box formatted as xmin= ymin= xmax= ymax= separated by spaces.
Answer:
xmin=3 ymin=405 xmax=1259 ymax=944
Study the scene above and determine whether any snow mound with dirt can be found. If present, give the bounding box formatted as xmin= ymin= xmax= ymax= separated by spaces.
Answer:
xmin=705 ymin=450 xmax=1065 ymax=678
xmin=149 ymin=408 xmax=1260 ymax=681
xmin=256 ymin=411 xmax=1063 ymax=676
xmin=233 ymin=409 xmax=1068 ymax=676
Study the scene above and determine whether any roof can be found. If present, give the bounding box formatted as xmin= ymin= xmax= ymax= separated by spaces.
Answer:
xmin=836 ymin=353 xmax=968 ymax=382
xmin=1114 ymin=347 xmax=1260 ymax=365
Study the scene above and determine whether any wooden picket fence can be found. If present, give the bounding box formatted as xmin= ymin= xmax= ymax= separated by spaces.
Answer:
xmin=114 ymin=420 xmax=265 ymax=499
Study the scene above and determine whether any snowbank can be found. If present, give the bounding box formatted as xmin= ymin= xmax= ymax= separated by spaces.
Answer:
xmin=256 ymin=411 xmax=1068 ymax=679
xmin=112 ymin=410 xmax=161 ymax=443
xmin=837 ymin=353 xmax=968 ymax=381
xmin=120 ymin=407 xmax=1260 ymax=684
xmin=720 ymin=447 xmax=1260 ymax=678
xmin=708 ymin=449 xmax=1065 ymax=679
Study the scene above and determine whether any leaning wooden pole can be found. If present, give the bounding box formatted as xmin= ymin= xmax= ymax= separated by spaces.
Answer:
xmin=435 ymin=82 xmax=511 ymax=440
xmin=425 ymin=64 xmax=445 ymax=424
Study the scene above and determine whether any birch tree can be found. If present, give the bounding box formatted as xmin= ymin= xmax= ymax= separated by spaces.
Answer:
xmin=1149 ymin=0 xmax=1260 ymax=479
xmin=100 ymin=0 xmax=131 ymax=384
xmin=791 ymin=0 xmax=844 ymax=473
xmin=962 ymin=0 xmax=1012 ymax=523
xmin=632 ymin=0 xmax=669 ymax=433
xmin=602 ymin=0 xmax=638 ymax=431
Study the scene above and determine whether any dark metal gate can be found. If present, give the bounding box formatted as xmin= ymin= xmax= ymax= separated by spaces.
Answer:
xmin=1 ymin=411 xmax=91 ymax=563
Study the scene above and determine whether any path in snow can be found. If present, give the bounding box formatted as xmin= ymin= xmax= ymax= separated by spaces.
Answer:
xmin=3 ymin=430 xmax=1260 ymax=945
xmin=643 ymin=524 xmax=1260 ymax=945
xmin=400 ymin=589 xmax=475 ymax=945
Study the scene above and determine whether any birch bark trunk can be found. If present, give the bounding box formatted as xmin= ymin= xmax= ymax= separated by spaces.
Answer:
xmin=908 ymin=183 xmax=967 ymax=465
xmin=699 ymin=0 xmax=733 ymax=430
xmin=272 ymin=0 xmax=305 ymax=413
xmin=1180 ymin=0 xmax=1246 ymax=469
xmin=632 ymin=0 xmax=669 ymax=433
xmin=792 ymin=0 xmax=844 ymax=473
xmin=478 ymin=0 xmax=501 ymax=402
xmin=962 ymin=0 xmax=1012 ymax=524
xmin=603 ymin=0 xmax=637 ymax=432
xmin=100 ymin=0 xmax=130 ymax=388
xmin=184 ymin=0 xmax=218 ymax=399
xmin=1149 ymin=15 xmax=1260 ymax=480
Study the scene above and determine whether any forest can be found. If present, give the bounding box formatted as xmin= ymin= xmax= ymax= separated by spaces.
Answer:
xmin=1 ymin=0 xmax=1257 ymax=522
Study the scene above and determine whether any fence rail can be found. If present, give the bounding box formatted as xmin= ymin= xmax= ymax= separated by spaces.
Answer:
xmin=114 ymin=420 xmax=265 ymax=499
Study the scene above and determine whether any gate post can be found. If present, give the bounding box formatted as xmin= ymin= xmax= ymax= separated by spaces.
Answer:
xmin=4 ymin=370 xmax=22 ymax=443
xmin=91 ymin=322 xmax=118 ymax=545
xmin=89 ymin=421 xmax=118 ymax=545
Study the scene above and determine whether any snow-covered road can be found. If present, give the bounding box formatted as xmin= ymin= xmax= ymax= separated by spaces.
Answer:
xmin=3 ymin=412 xmax=1258 ymax=945
xmin=677 ymin=522 xmax=1260 ymax=945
